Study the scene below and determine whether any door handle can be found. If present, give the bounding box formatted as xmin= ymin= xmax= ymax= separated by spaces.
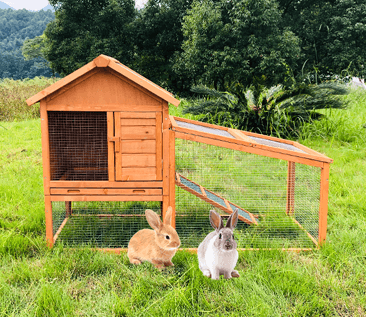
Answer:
xmin=108 ymin=136 xmax=120 ymax=152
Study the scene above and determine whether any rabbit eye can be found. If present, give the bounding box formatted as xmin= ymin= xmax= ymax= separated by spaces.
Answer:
xmin=165 ymin=235 xmax=170 ymax=240
xmin=219 ymin=233 xmax=222 ymax=239
xmin=232 ymin=235 xmax=235 ymax=239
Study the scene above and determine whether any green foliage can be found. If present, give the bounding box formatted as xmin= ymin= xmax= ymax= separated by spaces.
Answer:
xmin=279 ymin=0 xmax=366 ymax=78
xmin=174 ymin=0 xmax=302 ymax=90
xmin=45 ymin=0 xmax=136 ymax=76
xmin=0 ymin=8 xmax=54 ymax=79
xmin=185 ymin=79 xmax=349 ymax=138
xmin=131 ymin=0 xmax=194 ymax=92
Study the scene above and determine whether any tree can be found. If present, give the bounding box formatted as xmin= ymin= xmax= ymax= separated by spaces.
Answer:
xmin=132 ymin=0 xmax=194 ymax=92
xmin=279 ymin=0 xmax=366 ymax=78
xmin=174 ymin=0 xmax=302 ymax=90
xmin=44 ymin=0 xmax=136 ymax=76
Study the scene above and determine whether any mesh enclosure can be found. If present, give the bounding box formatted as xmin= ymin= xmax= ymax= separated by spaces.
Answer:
xmin=52 ymin=201 xmax=161 ymax=248
xmin=175 ymin=139 xmax=321 ymax=249
xmin=48 ymin=111 xmax=108 ymax=181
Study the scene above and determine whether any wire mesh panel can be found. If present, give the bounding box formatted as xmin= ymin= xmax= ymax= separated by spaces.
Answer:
xmin=48 ymin=111 xmax=108 ymax=181
xmin=175 ymin=138 xmax=321 ymax=249
xmin=52 ymin=201 xmax=161 ymax=248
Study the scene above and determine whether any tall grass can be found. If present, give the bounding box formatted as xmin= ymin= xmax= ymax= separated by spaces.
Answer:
xmin=0 ymin=77 xmax=59 ymax=122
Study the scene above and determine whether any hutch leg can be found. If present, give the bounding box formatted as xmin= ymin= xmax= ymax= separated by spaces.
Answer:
xmin=318 ymin=163 xmax=330 ymax=245
xmin=65 ymin=201 xmax=72 ymax=217
xmin=44 ymin=196 xmax=54 ymax=247
xmin=169 ymin=130 xmax=176 ymax=228
xmin=286 ymin=161 xmax=296 ymax=216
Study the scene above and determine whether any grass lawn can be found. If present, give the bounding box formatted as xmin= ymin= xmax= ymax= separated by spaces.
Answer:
xmin=0 ymin=83 xmax=366 ymax=316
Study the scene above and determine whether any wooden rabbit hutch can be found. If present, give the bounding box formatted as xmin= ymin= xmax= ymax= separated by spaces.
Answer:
xmin=27 ymin=55 xmax=332 ymax=251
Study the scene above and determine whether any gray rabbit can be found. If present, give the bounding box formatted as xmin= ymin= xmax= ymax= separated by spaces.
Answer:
xmin=197 ymin=209 xmax=240 ymax=280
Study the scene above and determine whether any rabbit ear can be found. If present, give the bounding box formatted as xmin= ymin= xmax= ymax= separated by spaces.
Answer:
xmin=209 ymin=210 xmax=223 ymax=231
xmin=163 ymin=206 xmax=172 ymax=225
xmin=226 ymin=209 xmax=239 ymax=229
xmin=145 ymin=209 xmax=162 ymax=231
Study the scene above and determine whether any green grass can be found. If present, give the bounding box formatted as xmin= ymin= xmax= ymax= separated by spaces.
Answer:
xmin=0 ymin=84 xmax=366 ymax=315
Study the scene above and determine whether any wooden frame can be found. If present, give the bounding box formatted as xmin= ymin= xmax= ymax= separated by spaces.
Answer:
xmin=29 ymin=55 xmax=331 ymax=252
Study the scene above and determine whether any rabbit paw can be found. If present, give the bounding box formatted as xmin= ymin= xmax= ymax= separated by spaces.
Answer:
xmin=130 ymin=258 xmax=142 ymax=265
xmin=231 ymin=270 xmax=240 ymax=278
xmin=202 ymin=270 xmax=211 ymax=278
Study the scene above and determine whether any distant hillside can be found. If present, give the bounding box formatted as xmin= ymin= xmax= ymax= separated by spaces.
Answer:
xmin=0 ymin=1 xmax=14 ymax=9
xmin=0 ymin=8 xmax=55 ymax=79
xmin=41 ymin=4 xmax=54 ymax=12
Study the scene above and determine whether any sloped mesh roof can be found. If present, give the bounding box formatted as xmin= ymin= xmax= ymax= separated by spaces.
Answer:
xmin=246 ymin=136 xmax=306 ymax=153
xmin=175 ymin=120 xmax=234 ymax=138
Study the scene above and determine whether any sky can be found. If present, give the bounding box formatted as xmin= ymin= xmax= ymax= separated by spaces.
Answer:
xmin=3 ymin=0 xmax=148 ymax=11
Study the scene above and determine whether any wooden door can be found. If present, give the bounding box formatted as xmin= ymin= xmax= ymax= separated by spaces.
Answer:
xmin=113 ymin=112 xmax=162 ymax=181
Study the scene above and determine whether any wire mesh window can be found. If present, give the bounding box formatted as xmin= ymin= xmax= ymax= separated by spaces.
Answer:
xmin=52 ymin=201 xmax=162 ymax=248
xmin=175 ymin=139 xmax=321 ymax=249
xmin=48 ymin=111 xmax=108 ymax=181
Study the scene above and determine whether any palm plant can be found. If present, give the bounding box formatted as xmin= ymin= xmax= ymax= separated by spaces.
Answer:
xmin=184 ymin=80 xmax=348 ymax=138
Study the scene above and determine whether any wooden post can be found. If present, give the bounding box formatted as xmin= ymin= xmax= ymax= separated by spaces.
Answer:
xmin=318 ymin=163 xmax=330 ymax=245
xmin=65 ymin=201 xmax=72 ymax=217
xmin=286 ymin=161 xmax=296 ymax=215
xmin=44 ymin=196 xmax=54 ymax=247
xmin=162 ymin=102 xmax=170 ymax=221
xmin=40 ymin=100 xmax=51 ymax=195
xmin=169 ymin=130 xmax=176 ymax=228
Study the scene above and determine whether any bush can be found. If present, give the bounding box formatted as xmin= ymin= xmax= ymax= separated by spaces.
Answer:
xmin=184 ymin=80 xmax=349 ymax=138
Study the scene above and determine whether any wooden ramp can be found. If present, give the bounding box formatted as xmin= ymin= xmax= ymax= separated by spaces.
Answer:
xmin=175 ymin=173 xmax=258 ymax=225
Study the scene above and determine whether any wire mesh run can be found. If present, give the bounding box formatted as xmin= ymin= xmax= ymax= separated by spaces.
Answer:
xmin=48 ymin=111 xmax=108 ymax=181
xmin=52 ymin=201 xmax=161 ymax=248
xmin=175 ymin=139 xmax=321 ymax=249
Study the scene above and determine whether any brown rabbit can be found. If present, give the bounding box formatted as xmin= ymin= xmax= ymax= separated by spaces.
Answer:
xmin=127 ymin=206 xmax=181 ymax=269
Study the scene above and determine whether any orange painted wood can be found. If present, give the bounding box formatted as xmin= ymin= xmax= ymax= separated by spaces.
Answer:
xmin=286 ymin=161 xmax=296 ymax=216
xmin=319 ymin=163 xmax=330 ymax=245
xmin=163 ymin=102 xmax=170 ymax=129
xmin=174 ymin=125 xmax=330 ymax=163
xmin=107 ymin=112 xmax=115 ymax=182
xmin=169 ymin=115 xmax=179 ymax=129
xmin=65 ymin=201 xmax=72 ymax=217
xmin=50 ymin=188 xmax=162 ymax=195
xmin=156 ymin=112 xmax=163 ymax=181
xmin=46 ymin=104 xmax=163 ymax=112
xmin=53 ymin=217 xmax=69 ymax=244
xmin=224 ymin=198 xmax=233 ymax=212
xmin=175 ymin=173 xmax=257 ymax=225
xmin=293 ymin=141 xmax=333 ymax=162
xmin=291 ymin=217 xmax=319 ymax=247
xmin=26 ymin=60 xmax=97 ymax=106
xmin=121 ymin=154 xmax=156 ymax=167
xmin=46 ymin=69 xmax=99 ymax=103
xmin=169 ymin=130 xmax=176 ymax=228
xmin=174 ymin=131 xmax=325 ymax=168
xmin=50 ymin=181 xmax=163 ymax=188
xmin=50 ymin=195 xmax=163 ymax=202
xmin=120 ymin=167 xmax=157 ymax=181
xmin=40 ymin=101 xmax=51 ymax=195
xmin=114 ymin=112 xmax=122 ymax=181
xmin=44 ymin=196 xmax=53 ymax=247
xmin=162 ymin=196 xmax=169 ymax=223
xmin=228 ymin=128 xmax=257 ymax=143
xmin=121 ymin=126 xmax=156 ymax=140
xmin=118 ymin=112 xmax=158 ymax=119
xmin=91 ymin=247 xmax=314 ymax=254
xmin=121 ymin=140 xmax=156 ymax=154
xmin=107 ymin=58 xmax=180 ymax=107
xmin=121 ymin=118 xmax=156 ymax=126
xmin=162 ymin=129 xmax=170 ymax=195
xmin=173 ymin=116 xmax=229 ymax=131
xmin=46 ymin=70 xmax=165 ymax=107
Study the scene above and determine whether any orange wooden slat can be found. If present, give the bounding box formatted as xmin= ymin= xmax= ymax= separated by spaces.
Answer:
xmin=319 ymin=163 xmax=330 ymax=245
xmin=121 ymin=140 xmax=156 ymax=154
xmin=40 ymin=100 xmax=51 ymax=195
xmin=120 ymin=126 xmax=156 ymax=140
xmin=121 ymin=154 xmax=156 ymax=167
xmin=107 ymin=112 xmax=115 ymax=182
xmin=286 ymin=161 xmax=296 ymax=216
xmin=121 ymin=167 xmax=157 ymax=181
xmin=50 ymin=181 xmax=163 ymax=188
xmin=50 ymin=195 xmax=163 ymax=202
xmin=50 ymin=188 xmax=162 ymax=195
